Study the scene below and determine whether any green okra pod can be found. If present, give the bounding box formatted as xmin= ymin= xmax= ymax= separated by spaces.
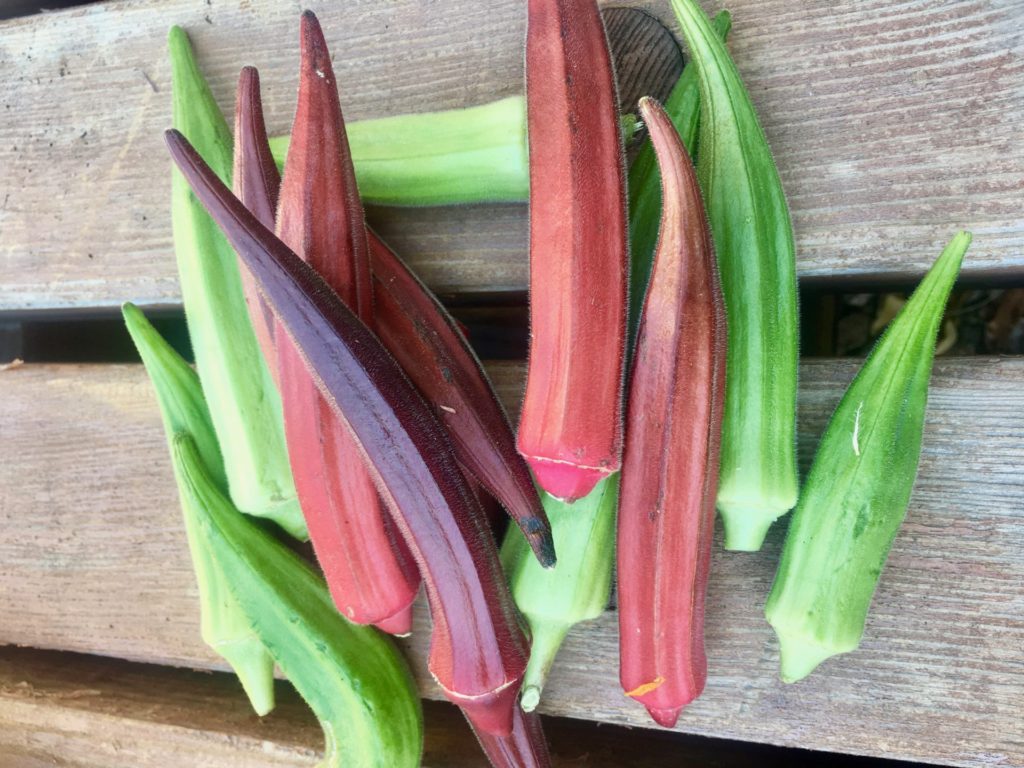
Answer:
xmin=627 ymin=9 xmax=732 ymax=338
xmin=269 ymin=96 xmax=529 ymax=207
xmin=668 ymin=0 xmax=800 ymax=551
xmin=765 ymin=232 xmax=970 ymax=683
xmin=174 ymin=433 xmax=423 ymax=768
xmin=500 ymin=475 xmax=619 ymax=711
xmin=168 ymin=27 xmax=306 ymax=540
xmin=122 ymin=302 xmax=275 ymax=716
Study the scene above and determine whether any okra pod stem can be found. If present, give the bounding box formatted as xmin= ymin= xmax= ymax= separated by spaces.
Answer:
xmin=668 ymin=0 xmax=800 ymax=551
xmin=617 ymin=99 xmax=727 ymax=728
xmin=168 ymin=27 xmax=306 ymax=540
xmin=122 ymin=302 xmax=275 ymax=717
xmin=174 ymin=434 xmax=423 ymax=768
xmin=165 ymin=129 xmax=529 ymax=736
xmin=765 ymin=232 xmax=970 ymax=683
xmin=272 ymin=12 xmax=420 ymax=635
xmin=518 ymin=0 xmax=629 ymax=502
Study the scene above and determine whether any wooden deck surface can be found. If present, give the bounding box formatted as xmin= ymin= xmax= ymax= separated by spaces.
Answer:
xmin=1 ymin=0 xmax=1022 ymax=313
xmin=1 ymin=360 xmax=1021 ymax=767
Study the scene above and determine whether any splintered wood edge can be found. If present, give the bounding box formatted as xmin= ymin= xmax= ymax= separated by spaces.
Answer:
xmin=1 ymin=0 xmax=1022 ymax=312
xmin=0 ymin=359 xmax=1021 ymax=767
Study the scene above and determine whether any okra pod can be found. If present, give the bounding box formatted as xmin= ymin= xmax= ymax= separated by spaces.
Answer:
xmin=617 ymin=99 xmax=727 ymax=728
xmin=668 ymin=0 xmax=799 ymax=550
xmin=122 ymin=302 xmax=275 ymax=717
xmin=501 ymin=475 xmax=619 ymax=711
xmin=168 ymin=27 xmax=306 ymax=540
xmin=174 ymin=434 xmax=423 ymax=768
xmin=765 ymin=232 xmax=970 ymax=683
xmin=272 ymin=11 xmax=420 ymax=635
xmin=269 ymin=96 xmax=529 ymax=207
xmin=369 ymin=230 xmax=554 ymax=567
xmin=518 ymin=0 xmax=629 ymax=502
xmin=232 ymin=66 xmax=279 ymax=369
xmin=627 ymin=10 xmax=731 ymax=339
xmin=166 ymin=130 xmax=529 ymax=736
xmin=472 ymin=707 xmax=552 ymax=768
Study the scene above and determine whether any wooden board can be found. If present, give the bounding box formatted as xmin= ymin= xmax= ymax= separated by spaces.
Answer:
xmin=0 ymin=359 xmax=1021 ymax=767
xmin=1 ymin=0 xmax=1022 ymax=314
xmin=3 ymin=647 xmax=762 ymax=768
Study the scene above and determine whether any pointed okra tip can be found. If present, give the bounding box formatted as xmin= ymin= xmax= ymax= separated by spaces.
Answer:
xmin=772 ymin=628 xmax=846 ymax=684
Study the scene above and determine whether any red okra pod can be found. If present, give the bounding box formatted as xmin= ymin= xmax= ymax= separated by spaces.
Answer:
xmin=369 ymin=230 xmax=554 ymax=566
xmin=471 ymin=707 xmax=551 ymax=768
xmin=518 ymin=0 xmax=629 ymax=502
xmin=271 ymin=12 xmax=420 ymax=635
xmin=165 ymin=129 xmax=529 ymax=736
xmin=233 ymin=67 xmax=279 ymax=378
xmin=617 ymin=98 xmax=727 ymax=728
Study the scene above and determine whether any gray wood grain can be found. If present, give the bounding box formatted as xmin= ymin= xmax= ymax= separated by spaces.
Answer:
xmin=0 ymin=646 xmax=801 ymax=767
xmin=1 ymin=0 xmax=1021 ymax=313
xmin=0 ymin=359 xmax=1021 ymax=767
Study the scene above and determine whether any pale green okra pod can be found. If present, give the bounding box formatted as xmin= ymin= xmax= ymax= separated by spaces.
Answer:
xmin=765 ymin=232 xmax=970 ymax=683
xmin=169 ymin=27 xmax=306 ymax=540
xmin=122 ymin=302 xmax=276 ymax=716
xmin=174 ymin=434 xmax=423 ymax=768
xmin=500 ymin=475 xmax=619 ymax=711
xmin=669 ymin=0 xmax=800 ymax=551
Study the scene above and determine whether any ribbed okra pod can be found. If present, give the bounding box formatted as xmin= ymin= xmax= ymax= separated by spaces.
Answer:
xmin=627 ymin=10 xmax=731 ymax=338
xmin=269 ymin=96 xmax=529 ymax=207
xmin=669 ymin=0 xmax=799 ymax=551
xmin=232 ymin=66 xmax=279 ymax=371
xmin=501 ymin=475 xmax=619 ymax=711
xmin=472 ymin=707 xmax=552 ymax=768
xmin=518 ymin=0 xmax=629 ymax=502
xmin=166 ymin=130 xmax=530 ymax=736
xmin=174 ymin=435 xmax=423 ymax=768
xmin=617 ymin=99 xmax=727 ymax=729
xmin=765 ymin=232 xmax=970 ymax=683
xmin=168 ymin=27 xmax=305 ymax=540
xmin=270 ymin=12 xmax=420 ymax=635
xmin=369 ymin=230 xmax=554 ymax=567
xmin=122 ymin=303 xmax=275 ymax=717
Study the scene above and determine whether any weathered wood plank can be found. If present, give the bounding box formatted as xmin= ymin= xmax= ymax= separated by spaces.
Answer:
xmin=1 ymin=647 xmax=750 ymax=767
xmin=0 ymin=360 xmax=1021 ymax=766
xmin=1 ymin=0 xmax=1021 ymax=313
xmin=0 ymin=649 xmax=912 ymax=768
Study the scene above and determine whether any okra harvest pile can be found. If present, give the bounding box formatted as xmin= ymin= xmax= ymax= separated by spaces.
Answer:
xmin=125 ymin=1 xmax=972 ymax=764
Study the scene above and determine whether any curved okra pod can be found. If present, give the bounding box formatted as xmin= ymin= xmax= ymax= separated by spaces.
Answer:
xmin=123 ymin=303 xmax=276 ymax=717
xmin=668 ymin=0 xmax=799 ymax=550
xmin=627 ymin=10 xmax=731 ymax=339
xmin=501 ymin=474 xmax=619 ymax=711
xmin=765 ymin=233 xmax=970 ymax=683
xmin=232 ymin=66 xmax=279 ymax=369
xmin=271 ymin=12 xmax=420 ymax=635
xmin=369 ymin=230 xmax=554 ymax=567
xmin=173 ymin=434 xmax=423 ymax=768
xmin=165 ymin=129 xmax=529 ymax=736
xmin=168 ymin=27 xmax=306 ymax=540
xmin=617 ymin=99 xmax=727 ymax=728
xmin=518 ymin=0 xmax=629 ymax=502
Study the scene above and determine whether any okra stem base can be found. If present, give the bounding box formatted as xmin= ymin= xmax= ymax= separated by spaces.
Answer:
xmin=520 ymin=623 xmax=570 ymax=712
